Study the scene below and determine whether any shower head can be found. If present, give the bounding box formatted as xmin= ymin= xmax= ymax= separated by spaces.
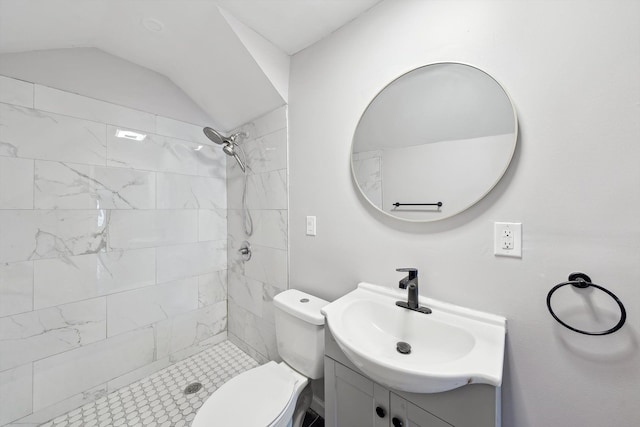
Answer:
xmin=203 ymin=128 xmax=246 ymax=144
xmin=224 ymin=142 xmax=246 ymax=172
xmin=202 ymin=127 xmax=247 ymax=172
xmin=203 ymin=127 xmax=226 ymax=145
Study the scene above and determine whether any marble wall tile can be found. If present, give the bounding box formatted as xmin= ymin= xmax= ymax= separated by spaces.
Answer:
xmin=225 ymin=105 xmax=288 ymax=363
xmin=34 ymin=85 xmax=156 ymax=133
xmin=156 ymin=172 xmax=226 ymax=209
xmin=155 ymin=303 xmax=226 ymax=361
xmin=245 ymin=313 xmax=278 ymax=361
xmin=156 ymin=116 xmax=211 ymax=146
xmin=226 ymin=234 xmax=246 ymax=278
xmin=0 ymin=156 xmax=34 ymax=209
xmin=228 ymin=271 xmax=264 ymax=317
xmin=228 ymin=271 xmax=284 ymax=325
xmin=244 ymin=244 xmax=288 ymax=289
xmin=0 ymin=298 xmax=106 ymax=372
xmin=0 ymin=103 xmax=106 ymax=165
xmin=227 ymin=300 xmax=244 ymax=343
xmin=167 ymin=330 xmax=227 ymax=363
xmin=195 ymin=144 xmax=227 ymax=179
xmin=154 ymin=311 xmax=197 ymax=359
xmin=227 ymin=209 xmax=245 ymax=243
xmin=227 ymin=300 xmax=277 ymax=362
xmin=228 ymin=332 xmax=268 ymax=365
xmin=108 ymin=210 xmax=197 ymax=250
xmin=34 ymin=160 xmax=156 ymax=209
xmin=242 ymin=128 xmax=288 ymax=175
xmin=156 ymin=240 xmax=226 ymax=283
xmin=32 ymin=327 xmax=155 ymax=411
xmin=262 ymin=282 xmax=286 ymax=325
xmin=234 ymin=105 xmax=287 ymax=141
xmin=106 ymin=125 xmax=200 ymax=175
xmin=0 ymin=75 xmax=34 ymax=108
xmin=352 ymin=154 xmax=382 ymax=208
xmin=198 ymin=271 xmax=227 ymax=308
xmin=249 ymin=170 xmax=288 ymax=210
xmin=198 ymin=208 xmax=227 ymax=241
xmin=196 ymin=302 xmax=227 ymax=342
xmin=226 ymin=173 xmax=245 ymax=210
xmin=0 ymin=364 xmax=32 ymax=425
xmin=106 ymin=278 xmax=198 ymax=337
xmin=12 ymin=383 xmax=107 ymax=426
xmin=0 ymin=78 xmax=232 ymax=423
xmin=0 ymin=261 xmax=33 ymax=317
xmin=229 ymin=209 xmax=287 ymax=250
xmin=0 ymin=210 xmax=108 ymax=263
xmin=106 ymin=358 xmax=171 ymax=393
xmin=228 ymin=169 xmax=287 ymax=210
xmin=33 ymin=248 xmax=156 ymax=309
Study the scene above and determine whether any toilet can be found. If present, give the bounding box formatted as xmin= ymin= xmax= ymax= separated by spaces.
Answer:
xmin=192 ymin=289 xmax=328 ymax=427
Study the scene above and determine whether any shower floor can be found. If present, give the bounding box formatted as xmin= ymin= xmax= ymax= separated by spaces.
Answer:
xmin=40 ymin=340 xmax=259 ymax=427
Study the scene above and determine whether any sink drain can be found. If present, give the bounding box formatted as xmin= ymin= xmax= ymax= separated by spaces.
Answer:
xmin=184 ymin=382 xmax=203 ymax=395
xmin=396 ymin=341 xmax=411 ymax=355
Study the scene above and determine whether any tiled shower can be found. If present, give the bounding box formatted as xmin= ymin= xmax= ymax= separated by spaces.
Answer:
xmin=0 ymin=74 xmax=288 ymax=425
xmin=227 ymin=106 xmax=289 ymax=364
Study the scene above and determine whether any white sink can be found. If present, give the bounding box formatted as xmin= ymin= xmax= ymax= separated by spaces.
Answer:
xmin=321 ymin=282 xmax=506 ymax=393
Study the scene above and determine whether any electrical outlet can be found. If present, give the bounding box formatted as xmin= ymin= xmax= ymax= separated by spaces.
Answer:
xmin=494 ymin=222 xmax=522 ymax=257
xmin=501 ymin=228 xmax=514 ymax=249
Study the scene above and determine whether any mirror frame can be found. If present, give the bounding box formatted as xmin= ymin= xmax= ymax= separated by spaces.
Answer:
xmin=351 ymin=62 xmax=518 ymax=222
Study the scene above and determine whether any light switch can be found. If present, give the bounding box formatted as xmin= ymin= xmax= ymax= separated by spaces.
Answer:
xmin=306 ymin=216 xmax=316 ymax=236
xmin=494 ymin=222 xmax=522 ymax=258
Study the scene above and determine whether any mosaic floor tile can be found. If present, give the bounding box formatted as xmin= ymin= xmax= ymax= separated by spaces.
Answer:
xmin=40 ymin=340 xmax=259 ymax=427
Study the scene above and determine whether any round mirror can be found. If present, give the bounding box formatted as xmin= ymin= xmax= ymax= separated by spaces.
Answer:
xmin=351 ymin=63 xmax=518 ymax=222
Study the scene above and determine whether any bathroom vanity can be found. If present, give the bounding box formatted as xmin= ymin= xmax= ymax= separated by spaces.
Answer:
xmin=324 ymin=330 xmax=500 ymax=427
xmin=321 ymin=283 xmax=505 ymax=427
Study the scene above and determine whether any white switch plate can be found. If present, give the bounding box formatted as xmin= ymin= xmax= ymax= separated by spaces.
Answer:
xmin=494 ymin=222 xmax=522 ymax=258
xmin=306 ymin=216 xmax=316 ymax=236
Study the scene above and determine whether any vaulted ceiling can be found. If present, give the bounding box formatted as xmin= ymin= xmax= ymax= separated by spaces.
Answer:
xmin=0 ymin=0 xmax=381 ymax=130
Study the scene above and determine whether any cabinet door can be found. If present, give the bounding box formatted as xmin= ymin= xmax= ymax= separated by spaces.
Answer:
xmin=325 ymin=357 xmax=390 ymax=427
xmin=390 ymin=393 xmax=454 ymax=427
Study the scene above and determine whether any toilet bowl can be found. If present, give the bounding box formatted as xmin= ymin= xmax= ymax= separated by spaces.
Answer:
xmin=192 ymin=289 xmax=328 ymax=427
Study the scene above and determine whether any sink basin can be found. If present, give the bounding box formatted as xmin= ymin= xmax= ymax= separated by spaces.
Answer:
xmin=321 ymin=282 xmax=506 ymax=393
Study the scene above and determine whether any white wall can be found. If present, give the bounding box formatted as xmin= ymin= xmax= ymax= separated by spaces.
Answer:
xmin=289 ymin=1 xmax=640 ymax=426
xmin=0 ymin=47 xmax=215 ymax=127
xmin=381 ymin=134 xmax=514 ymax=220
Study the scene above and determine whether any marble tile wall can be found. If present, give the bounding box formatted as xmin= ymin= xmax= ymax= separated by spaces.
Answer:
xmin=226 ymin=106 xmax=289 ymax=363
xmin=0 ymin=75 xmax=229 ymax=426
xmin=352 ymin=150 xmax=383 ymax=209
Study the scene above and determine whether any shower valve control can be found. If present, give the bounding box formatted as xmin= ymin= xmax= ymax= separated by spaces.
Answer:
xmin=238 ymin=241 xmax=252 ymax=262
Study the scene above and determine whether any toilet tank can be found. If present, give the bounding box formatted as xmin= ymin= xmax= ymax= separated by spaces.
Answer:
xmin=273 ymin=289 xmax=329 ymax=379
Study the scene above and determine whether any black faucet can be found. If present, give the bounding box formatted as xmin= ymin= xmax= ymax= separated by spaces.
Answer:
xmin=395 ymin=268 xmax=432 ymax=314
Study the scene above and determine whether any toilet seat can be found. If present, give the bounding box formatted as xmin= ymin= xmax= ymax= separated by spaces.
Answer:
xmin=192 ymin=361 xmax=308 ymax=427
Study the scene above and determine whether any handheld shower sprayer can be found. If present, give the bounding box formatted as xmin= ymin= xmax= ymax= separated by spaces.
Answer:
xmin=202 ymin=127 xmax=247 ymax=172
xmin=202 ymin=126 xmax=253 ymax=236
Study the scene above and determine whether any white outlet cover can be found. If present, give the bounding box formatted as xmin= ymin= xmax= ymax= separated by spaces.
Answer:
xmin=494 ymin=222 xmax=522 ymax=258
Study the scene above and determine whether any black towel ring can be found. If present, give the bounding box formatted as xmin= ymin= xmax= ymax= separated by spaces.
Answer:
xmin=546 ymin=272 xmax=626 ymax=336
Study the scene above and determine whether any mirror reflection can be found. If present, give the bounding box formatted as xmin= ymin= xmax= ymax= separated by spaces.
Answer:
xmin=351 ymin=63 xmax=517 ymax=221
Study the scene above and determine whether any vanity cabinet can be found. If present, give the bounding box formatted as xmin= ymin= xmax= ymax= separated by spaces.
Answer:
xmin=324 ymin=330 xmax=501 ymax=427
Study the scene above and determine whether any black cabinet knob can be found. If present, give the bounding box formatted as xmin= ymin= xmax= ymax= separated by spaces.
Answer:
xmin=375 ymin=406 xmax=386 ymax=418
xmin=392 ymin=417 xmax=404 ymax=427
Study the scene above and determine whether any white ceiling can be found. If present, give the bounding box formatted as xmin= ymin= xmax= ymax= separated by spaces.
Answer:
xmin=216 ymin=0 xmax=382 ymax=55
xmin=0 ymin=0 xmax=381 ymax=130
